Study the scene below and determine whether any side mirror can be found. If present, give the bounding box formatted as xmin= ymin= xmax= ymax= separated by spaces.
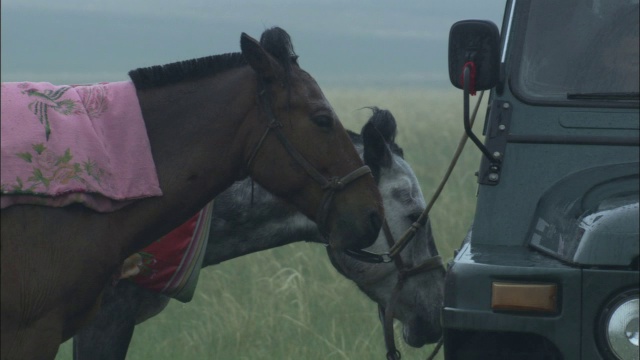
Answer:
xmin=448 ymin=20 xmax=503 ymax=182
xmin=448 ymin=20 xmax=500 ymax=91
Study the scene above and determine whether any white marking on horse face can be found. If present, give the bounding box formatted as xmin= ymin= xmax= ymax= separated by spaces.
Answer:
xmin=335 ymin=150 xmax=444 ymax=347
xmin=387 ymin=157 xmax=444 ymax=345
xmin=365 ymin=154 xmax=430 ymax=265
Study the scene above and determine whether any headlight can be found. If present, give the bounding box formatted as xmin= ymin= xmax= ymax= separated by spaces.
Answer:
xmin=598 ymin=289 xmax=639 ymax=360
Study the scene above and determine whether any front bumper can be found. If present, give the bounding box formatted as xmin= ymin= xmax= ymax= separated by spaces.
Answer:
xmin=442 ymin=243 xmax=638 ymax=360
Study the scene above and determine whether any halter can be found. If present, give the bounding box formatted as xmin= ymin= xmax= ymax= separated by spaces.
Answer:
xmin=334 ymin=216 xmax=443 ymax=360
xmin=344 ymin=89 xmax=487 ymax=360
xmin=246 ymin=79 xmax=373 ymax=237
xmin=377 ymin=219 xmax=443 ymax=360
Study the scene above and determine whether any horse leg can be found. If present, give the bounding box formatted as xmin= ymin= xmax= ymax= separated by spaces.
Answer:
xmin=1 ymin=236 xmax=63 ymax=360
xmin=73 ymin=282 xmax=139 ymax=360
xmin=1 ymin=310 xmax=62 ymax=360
xmin=72 ymin=280 xmax=170 ymax=360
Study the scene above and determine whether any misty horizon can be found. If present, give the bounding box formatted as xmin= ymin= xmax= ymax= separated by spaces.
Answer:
xmin=1 ymin=1 xmax=505 ymax=88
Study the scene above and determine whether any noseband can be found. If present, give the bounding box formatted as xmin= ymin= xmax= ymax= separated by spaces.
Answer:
xmin=346 ymin=218 xmax=443 ymax=360
xmin=246 ymin=79 xmax=372 ymax=237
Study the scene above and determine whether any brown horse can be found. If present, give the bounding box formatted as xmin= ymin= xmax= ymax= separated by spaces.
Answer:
xmin=0 ymin=27 xmax=383 ymax=359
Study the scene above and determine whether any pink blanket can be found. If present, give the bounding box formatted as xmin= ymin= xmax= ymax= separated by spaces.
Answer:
xmin=1 ymin=81 xmax=162 ymax=212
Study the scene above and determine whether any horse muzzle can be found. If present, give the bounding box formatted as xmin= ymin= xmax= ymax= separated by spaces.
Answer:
xmin=403 ymin=315 xmax=443 ymax=347
xmin=326 ymin=207 xmax=382 ymax=251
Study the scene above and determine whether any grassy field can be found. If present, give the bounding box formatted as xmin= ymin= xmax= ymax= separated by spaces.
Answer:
xmin=55 ymin=87 xmax=487 ymax=360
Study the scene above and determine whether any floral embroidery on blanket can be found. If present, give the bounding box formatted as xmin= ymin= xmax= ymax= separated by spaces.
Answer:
xmin=75 ymin=84 xmax=109 ymax=120
xmin=7 ymin=143 xmax=106 ymax=194
xmin=1 ymin=81 xmax=162 ymax=212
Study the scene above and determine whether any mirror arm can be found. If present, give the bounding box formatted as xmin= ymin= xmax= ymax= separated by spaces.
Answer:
xmin=463 ymin=64 xmax=501 ymax=165
xmin=496 ymin=62 xmax=505 ymax=95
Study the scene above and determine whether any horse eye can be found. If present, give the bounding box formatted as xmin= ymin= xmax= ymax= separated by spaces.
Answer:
xmin=408 ymin=212 xmax=421 ymax=223
xmin=312 ymin=115 xmax=334 ymax=128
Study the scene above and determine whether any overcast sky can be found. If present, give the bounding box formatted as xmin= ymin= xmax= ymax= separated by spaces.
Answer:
xmin=1 ymin=0 xmax=505 ymax=88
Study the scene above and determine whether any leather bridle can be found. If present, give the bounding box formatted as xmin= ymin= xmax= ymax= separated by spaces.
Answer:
xmin=340 ymin=88 xmax=486 ymax=360
xmin=343 ymin=216 xmax=443 ymax=360
xmin=380 ymin=220 xmax=443 ymax=360
xmin=246 ymin=79 xmax=373 ymax=238
xmin=247 ymin=74 xmax=446 ymax=360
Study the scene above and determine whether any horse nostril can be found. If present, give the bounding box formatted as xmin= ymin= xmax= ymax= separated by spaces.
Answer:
xmin=346 ymin=210 xmax=383 ymax=250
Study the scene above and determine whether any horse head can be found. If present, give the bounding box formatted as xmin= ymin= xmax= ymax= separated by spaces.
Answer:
xmin=239 ymin=28 xmax=383 ymax=251
xmin=327 ymin=107 xmax=445 ymax=347
xmin=209 ymin=107 xmax=445 ymax=348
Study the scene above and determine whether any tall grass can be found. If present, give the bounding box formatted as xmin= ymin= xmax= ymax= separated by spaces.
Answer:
xmin=55 ymin=87 xmax=487 ymax=360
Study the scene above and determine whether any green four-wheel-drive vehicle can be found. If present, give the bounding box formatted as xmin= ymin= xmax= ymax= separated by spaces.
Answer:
xmin=442 ymin=0 xmax=639 ymax=359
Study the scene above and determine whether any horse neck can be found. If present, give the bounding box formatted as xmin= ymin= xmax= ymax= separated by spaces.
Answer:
xmin=202 ymin=179 xmax=324 ymax=266
xmin=112 ymin=67 xmax=257 ymax=254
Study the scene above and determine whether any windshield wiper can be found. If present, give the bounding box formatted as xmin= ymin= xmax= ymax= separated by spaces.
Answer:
xmin=567 ymin=92 xmax=640 ymax=100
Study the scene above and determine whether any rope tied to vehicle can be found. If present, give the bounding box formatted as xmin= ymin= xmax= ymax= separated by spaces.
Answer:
xmin=460 ymin=61 xmax=477 ymax=95
xmin=378 ymin=90 xmax=486 ymax=360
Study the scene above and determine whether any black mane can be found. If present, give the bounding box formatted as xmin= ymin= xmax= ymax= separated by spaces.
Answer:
xmin=128 ymin=27 xmax=299 ymax=90
xmin=128 ymin=52 xmax=246 ymax=90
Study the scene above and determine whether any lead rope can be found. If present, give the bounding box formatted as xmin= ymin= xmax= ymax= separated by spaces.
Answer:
xmin=381 ymin=90 xmax=485 ymax=360
xmin=425 ymin=338 xmax=444 ymax=360
xmin=422 ymin=90 xmax=484 ymax=360
xmin=388 ymin=89 xmax=485 ymax=259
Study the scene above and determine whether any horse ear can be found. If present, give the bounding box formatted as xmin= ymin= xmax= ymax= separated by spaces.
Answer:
xmin=362 ymin=121 xmax=393 ymax=181
xmin=240 ymin=32 xmax=280 ymax=81
xmin=368 ymin=107 xmax=397 ymax=144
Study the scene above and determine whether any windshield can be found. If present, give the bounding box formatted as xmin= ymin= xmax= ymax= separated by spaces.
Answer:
xmin=513 ymin=0 xmax=639 ymax=103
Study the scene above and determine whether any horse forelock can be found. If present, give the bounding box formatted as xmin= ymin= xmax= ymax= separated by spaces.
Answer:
xmin=361 ymin=107 xmax=405 ymax=159
xmin=347 ymin=128 xmax=403 ymax=159
xmin=259 ymin=27 xmax=299 ymax=75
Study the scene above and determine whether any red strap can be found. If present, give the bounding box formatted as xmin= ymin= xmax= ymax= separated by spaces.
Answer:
xmin=131 ymin=212 xmax=200 ymax=292
xmin=460 ymin=61 xmax=477 ymax=96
